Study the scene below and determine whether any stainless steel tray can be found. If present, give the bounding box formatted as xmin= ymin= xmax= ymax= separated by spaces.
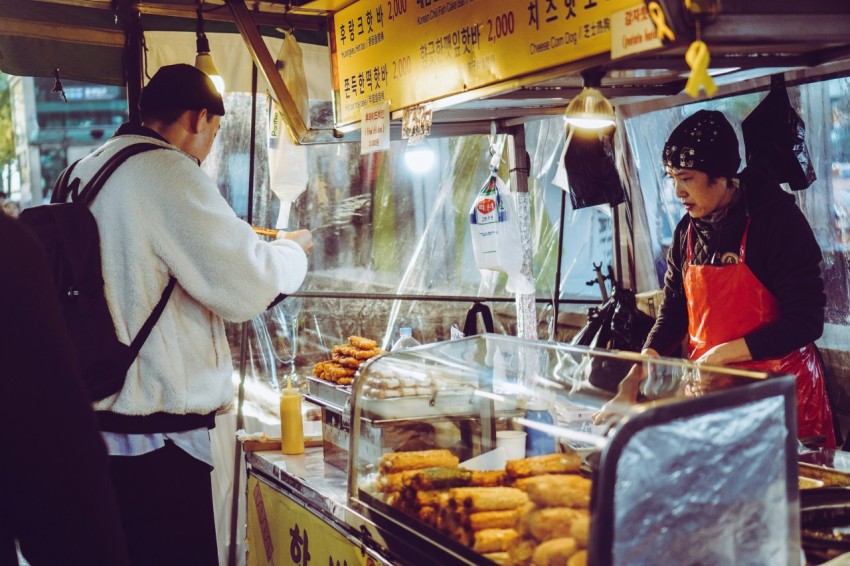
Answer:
xmin=306 ymin=376 xmax=351 ymax=411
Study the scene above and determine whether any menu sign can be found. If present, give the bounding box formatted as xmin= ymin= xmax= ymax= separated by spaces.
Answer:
xmin=331 ymin=0 xmax=637 ymax=126
xmin=246 ymin=476 xmax=367 ymax=566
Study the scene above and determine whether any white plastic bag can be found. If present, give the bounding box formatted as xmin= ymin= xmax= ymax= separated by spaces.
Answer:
xmin=267 ymin=35 xmax=310 ymax=229
xmin=469 ymin=156 xmax=529 ymax=293
xmin=277 ymin=33 xmax=309 ymax=127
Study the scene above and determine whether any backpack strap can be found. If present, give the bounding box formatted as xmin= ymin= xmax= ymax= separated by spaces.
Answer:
xmin=50 ymin=159 xmax=81 ymax=203
xmin=75 ymin=142 xmax=166 ymax=206
xmin=128 ymin=276 xmax=177 ymax=358
xmin=69 ymin=142 xmax=176 ymax=366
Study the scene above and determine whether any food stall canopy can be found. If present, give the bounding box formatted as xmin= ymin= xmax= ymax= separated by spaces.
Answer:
xmin=2 ymin=0 xmax=850 ymax=141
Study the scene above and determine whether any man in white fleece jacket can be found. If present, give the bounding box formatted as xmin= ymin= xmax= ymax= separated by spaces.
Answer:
xmin=63 ymin=64 xmax=312 ymax=565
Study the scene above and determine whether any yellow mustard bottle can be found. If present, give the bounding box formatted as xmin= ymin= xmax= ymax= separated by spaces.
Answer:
xmin=280 ymin=387 xmax=305 ymax=455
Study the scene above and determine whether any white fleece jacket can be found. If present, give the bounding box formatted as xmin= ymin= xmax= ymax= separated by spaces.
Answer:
xmin=70 ymin=134 xmax=308 ymax=416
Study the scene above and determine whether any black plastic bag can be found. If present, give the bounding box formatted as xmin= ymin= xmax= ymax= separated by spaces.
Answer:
xmin=571 ymin=287 xmax=655 ymax=392
xmin=742 ymin=74 xmax=816 ymax=191
xmin=564 ymin=128 xmax=627 ymax=209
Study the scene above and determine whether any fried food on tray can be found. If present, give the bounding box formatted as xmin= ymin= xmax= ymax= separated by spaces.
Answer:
xmin=472 ymin=528 xmax=520 ymax=553
xmin=508 ymin=537 xmax=537 ymax=566
xmin=567 ymin=550 xmax=587 ymax=566
xmin=412 ymin=489 xmax=448 ymax=509
xmin=349 ymin=335 xmax=379 ymax=350
xmin=418 ymin=505 xmax=438 ymax=526
xmin=450 ymin=487 xmax=529 ymax=512
xmin=334 ymin=355 xmax=362 ymax=369
xmin=482 ymin=551 xmax=510 ymax=565
xmin=409 ymin=466 xmax=472 ymax=491
xmin=469 ymin=470 xmax=507 ymax=487
xmin=519 ymin=474 xmax=592 ymax=509
xmin=324 ymin=362 xmax=356 ymax=378
xmin=521 ymin=506 xmax=588 ymax=543
xmin=467 ymin=509 xmax=519 ymax=531
xmin=569 ymin=514 xmax=589 ymax=547
xmin=312 ymin=335 xmax=383 ymax=384
xmin=531 ymin=537 xmax=579 ymax=566
xmin=377 ymin=470 xmax=420 ymax=493
xmin=382 ymin=491 xmax=401 ymax=506
xmin=506 ymin=453 xmax=582 ymax=479
xmin=379 ymin=449 xmax=459 ymax=474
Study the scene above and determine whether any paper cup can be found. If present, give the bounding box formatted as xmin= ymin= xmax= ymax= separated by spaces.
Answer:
xmin=496 ymin=430 xmax=527 ymax=460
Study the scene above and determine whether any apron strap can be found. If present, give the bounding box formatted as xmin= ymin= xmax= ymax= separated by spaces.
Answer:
xmin=739 ymin=218 xmax=751 ymax=263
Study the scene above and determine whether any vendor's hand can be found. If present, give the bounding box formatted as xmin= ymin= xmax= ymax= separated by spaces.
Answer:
xmin=592 ymin=367 xmax=641 ymax=426
xmin=592 ymin=348 xmax=659 ymax=425
xmin=278 ymin=228 xmax=313 ymax=255
xmin=694 ymin=339 xmax=751 ymax=367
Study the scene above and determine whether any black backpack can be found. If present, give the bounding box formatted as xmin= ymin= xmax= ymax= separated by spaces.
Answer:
xmin=19 ymin=143 xmax=176 ymax=401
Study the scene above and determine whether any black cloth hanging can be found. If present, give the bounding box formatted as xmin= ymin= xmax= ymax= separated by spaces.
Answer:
xmin=742 ymin=74 xmax=816 ymax=191
xmin=463 ymin=302 xmax=495 ymax=336
xmin=564 ymin=128 xmax=627 ymax=209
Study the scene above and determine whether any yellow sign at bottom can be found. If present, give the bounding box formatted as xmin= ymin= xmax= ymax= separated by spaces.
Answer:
xmin=247 ymin=476 xmax=368 ymax=566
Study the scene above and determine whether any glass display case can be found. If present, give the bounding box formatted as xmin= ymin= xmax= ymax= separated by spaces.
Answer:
xmin=345 ymin=334 xmax=800 ymax=566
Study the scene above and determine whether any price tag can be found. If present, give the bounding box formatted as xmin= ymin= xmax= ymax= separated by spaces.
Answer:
xmin=610 ymin=3 xmax=664 ymax=60
xmin=361 ymin=101 xmax=391 ymax=154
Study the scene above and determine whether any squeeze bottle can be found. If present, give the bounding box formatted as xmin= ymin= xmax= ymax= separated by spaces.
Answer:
xmin=280 ymin=384 xmax=305 ymax=455
xmin=524 ymin=400 xmax=556 ymax=456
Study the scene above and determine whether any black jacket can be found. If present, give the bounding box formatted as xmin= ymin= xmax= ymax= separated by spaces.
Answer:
xmin=0 ymin=215 xmax=130 ymax=566
xmin=645 ymin=166 xmax=826 ymax=359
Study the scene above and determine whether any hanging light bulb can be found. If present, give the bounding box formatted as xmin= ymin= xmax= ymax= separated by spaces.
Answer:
xmin=195 ymin=6 xmax=225 ymax=94
xmin=564 ymin=68 xmax=614 ymax=130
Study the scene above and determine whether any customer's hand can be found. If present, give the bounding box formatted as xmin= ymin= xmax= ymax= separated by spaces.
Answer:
xmin=278 ymin=229 xmax=313 ymax=254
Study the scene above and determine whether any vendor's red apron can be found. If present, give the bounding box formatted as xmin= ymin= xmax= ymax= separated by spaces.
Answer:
xmin=685 ymin=221 xmax=835 ymax=447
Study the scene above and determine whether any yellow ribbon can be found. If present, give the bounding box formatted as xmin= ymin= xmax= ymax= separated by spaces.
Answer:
xmin=684 ymin=40 xmax=718 ymax=98
xmin=647 ymin=1 xmax=676 ymax=42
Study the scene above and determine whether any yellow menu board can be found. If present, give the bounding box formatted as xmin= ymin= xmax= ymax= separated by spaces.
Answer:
xmin=331 ymin=0 xmax=637 ymax=125
xmin=246 ymin=476 xmax=368 ymax=566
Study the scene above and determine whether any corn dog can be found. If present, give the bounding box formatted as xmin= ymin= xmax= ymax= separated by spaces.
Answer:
xmin=450 ymin=487 xmax=528 ymax=512
xmin=506 ymin=453 xmax=582 ymax=479
xmin=467 ymin=509 xmax=519 ymax=531
xmin=472 ymin=528 xmax=519 ymax=553
xmin=469 ymin=470 xmax=507 ymax=487
xmin=379 ymin=449 xmax=459 ymax=474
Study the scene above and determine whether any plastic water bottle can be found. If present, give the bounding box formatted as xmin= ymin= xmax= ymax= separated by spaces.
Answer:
xmin=391 ymin=327 xmax=421 ymax=351
xmin=524 ymin=400 xmax=556 ymax=456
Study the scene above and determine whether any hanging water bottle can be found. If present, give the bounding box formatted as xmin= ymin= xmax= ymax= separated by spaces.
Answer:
xmin=391 ymin=327 xmax=421 ymax=351
xmin=524 ymin=400 xmax=556 ymax=456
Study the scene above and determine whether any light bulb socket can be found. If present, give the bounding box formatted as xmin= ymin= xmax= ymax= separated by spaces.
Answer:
xmin=196 ymin=34 xmax=211 ymax=55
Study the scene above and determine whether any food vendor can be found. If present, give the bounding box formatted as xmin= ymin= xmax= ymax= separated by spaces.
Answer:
xmin=596 ymin=109 xmax=836 ymax=448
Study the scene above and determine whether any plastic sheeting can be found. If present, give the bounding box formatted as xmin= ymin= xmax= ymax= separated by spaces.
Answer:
xmin=612 ymin=395 xmax=795 ymax=565
xmin=203 ymin=94 xmax=619 ymax=398
xmin=622 ymin=82 xmax=850 ymax=326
